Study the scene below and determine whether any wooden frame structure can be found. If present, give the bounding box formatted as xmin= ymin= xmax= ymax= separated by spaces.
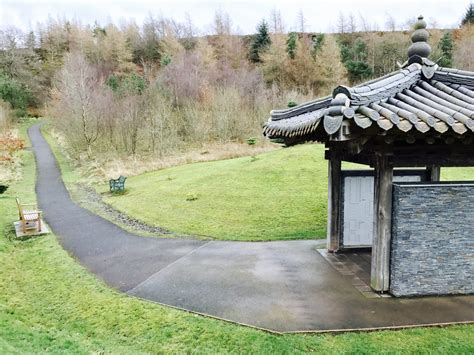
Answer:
xmin=263 ymin=16 xmax=474 ymax=292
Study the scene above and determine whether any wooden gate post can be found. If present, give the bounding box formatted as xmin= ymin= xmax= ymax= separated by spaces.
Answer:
xmin=427 ymin=165 xmax=441 ymax=181
xmin=370 ymin=153 xmax=393 ymax=292
xmin=327 ymin=157 xmax=342 ymax=252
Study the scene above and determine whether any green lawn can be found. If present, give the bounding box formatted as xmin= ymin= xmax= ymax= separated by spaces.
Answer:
xmin=1 ymin=121 xmax=473 ymax=353
xmin=442 ymin=166 xmax=474 ymax=180
xmin=100 ymin=144 xmax=340 ymax=241
xmin=98 ymin=142 xmax=474 ymax=241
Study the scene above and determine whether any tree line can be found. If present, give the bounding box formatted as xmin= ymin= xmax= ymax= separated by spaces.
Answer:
xmin=0 ymin=5 xmax=473 ymax=162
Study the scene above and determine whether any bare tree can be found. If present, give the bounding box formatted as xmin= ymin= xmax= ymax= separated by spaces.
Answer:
xmin=120 ymin=95 xmax=144 ymax=156
xmin=401 ymin=18 xmax=416 ymax=31
xmin=385 ymin=13 xmax=397 ymax=32
xmin=358 ymin=13 xmax=371 ymax=32
xmin=296 ymin=9 xmax=306 ymax=33
xmin=428 ymin=18 xmax=439 ymax=29
xmin=53 ymin=52 xmax=104 ymax=157
xmin=372 ymin=21 xmax=381 ymax=32
xmin=348 ymin=13 xmax=357 ymax=33
xmin=337 ymin=12 xmax=347 ymax=34
xmin=145 ymin=90 xmax=173 ymax=155
xmin=270 ymin=8 xmax=285 ymax=34
xmin=212 ymin=9 xmax=232 ymax=36
xmin=183 ymin=12 xmax=197 ymax=38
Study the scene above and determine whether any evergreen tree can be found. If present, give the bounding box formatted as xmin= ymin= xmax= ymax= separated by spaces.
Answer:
xmin=438 ymin=32 xmax=454 ymax=67
xmin=462 ymin=3 xmax=474 ymax=26
xmin=0 ymin=74 xmax=30 ymax=111
xmin=311 ymin=33 xmax=325 ymax=57
xmin=286 ymin=32 xmax=298 ymax=59
xmin=249 ymin=20 xmax=271 ymax=63
xmin=339 ymin=37 xmax=372 ymax=82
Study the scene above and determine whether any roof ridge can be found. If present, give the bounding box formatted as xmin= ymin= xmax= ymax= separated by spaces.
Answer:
xmin=270 ymin=96 xmax=332 ymax=121
xmin=334 ymin=64 xmax=422 ymax=106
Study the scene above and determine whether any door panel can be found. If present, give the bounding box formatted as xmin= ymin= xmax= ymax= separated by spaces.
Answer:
xmin=342 ymin=172 xmax=423 ymax=248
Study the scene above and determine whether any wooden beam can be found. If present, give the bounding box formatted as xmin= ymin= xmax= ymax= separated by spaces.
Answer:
xmin=371 ymin=153 xmax=393 ymax=292
xmin=327 ymin=157 xmax=342 ymax=252
xmin=325 ymin=149 xmax=372 ymax=166
xmin=391 ymin=156 xmax=474 ymax=167
xmin=427 ymin=165 xmax=441 ymax=181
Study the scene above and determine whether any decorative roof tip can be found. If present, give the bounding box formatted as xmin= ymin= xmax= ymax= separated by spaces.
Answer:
xmin=407 ymin=15 xmax=431 ymax=64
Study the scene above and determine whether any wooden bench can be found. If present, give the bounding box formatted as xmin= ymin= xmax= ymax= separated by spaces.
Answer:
xmin=16 ymin=198 xmax=42 ymax=234
xmin=109 ymin=175 xmax=126 ymax=192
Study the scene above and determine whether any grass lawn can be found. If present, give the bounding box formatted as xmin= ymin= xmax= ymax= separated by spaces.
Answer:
xmin=442 ymin=166 xmax=474 ymax=180
xmin=97 ymin=142 xmax=474 ymax=241
xmin=99 ymin=144 xmax=353 ymax=241
xmin=1 ymin=121 xmax=473 ymax=353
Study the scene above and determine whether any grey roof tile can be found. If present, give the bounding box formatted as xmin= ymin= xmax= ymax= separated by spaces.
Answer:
xmin=264 ymin=63 xmax=474 ymax=141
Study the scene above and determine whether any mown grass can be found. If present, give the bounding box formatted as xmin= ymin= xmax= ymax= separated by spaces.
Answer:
xmin=99 ymin=145 xmax=356 ymax=241
xmin=442 ymin=166 xmax=474 ymax=180
xmin=98 ymin=144 xmax=474 ymax=241
xmin=1 ymin=120 xmax=473 ymax=352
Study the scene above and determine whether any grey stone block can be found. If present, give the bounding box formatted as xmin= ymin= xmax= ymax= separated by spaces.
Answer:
xmin=390 ymin=183 xmax=474 ymax=297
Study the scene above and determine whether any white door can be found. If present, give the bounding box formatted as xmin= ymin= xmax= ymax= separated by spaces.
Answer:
xmin=342 ymin=173 xmax=422 ymax=248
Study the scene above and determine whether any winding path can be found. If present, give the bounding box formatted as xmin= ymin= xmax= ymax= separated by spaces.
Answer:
xmin=30 ymin=124 xmax=474 ymax=333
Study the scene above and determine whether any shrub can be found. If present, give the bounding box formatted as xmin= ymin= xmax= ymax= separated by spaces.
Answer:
xmin=106 ymin=73 xmax=147 ymax=95
xmin=0 ymin=131 xmax=24 ymax=163
xmin=0 ymin=74 xmax=30 ymax=111
xmin=246 ymin=137 xmax=257 ymax=145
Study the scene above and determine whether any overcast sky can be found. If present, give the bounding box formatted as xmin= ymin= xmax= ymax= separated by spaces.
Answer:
xmin=0 ymin=0 xmax=471 ymax=34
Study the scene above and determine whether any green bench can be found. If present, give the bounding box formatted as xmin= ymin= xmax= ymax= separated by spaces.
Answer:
xmin=109 ymin=175 xmax=127 ymax=192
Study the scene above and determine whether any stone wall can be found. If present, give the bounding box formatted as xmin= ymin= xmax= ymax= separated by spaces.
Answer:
xmin=390 ymin=183 xmax=474 ymax=297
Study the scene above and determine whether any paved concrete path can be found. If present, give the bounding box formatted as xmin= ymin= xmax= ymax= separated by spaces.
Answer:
xmin=29 ymin=124 xmax=474 ymax=333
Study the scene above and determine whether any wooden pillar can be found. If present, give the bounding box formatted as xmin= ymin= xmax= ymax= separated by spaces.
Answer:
xmin=427 ymin=165 xmax=441 ymax=182
xmin=370 ymin=153 xmax=393 ymax=292
xmin=327 ymin=157 xmax=342 ymax=252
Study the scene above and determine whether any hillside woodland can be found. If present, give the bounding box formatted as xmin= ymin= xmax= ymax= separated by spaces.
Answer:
xmin=1 ymin=7 xmax=474 ymax=178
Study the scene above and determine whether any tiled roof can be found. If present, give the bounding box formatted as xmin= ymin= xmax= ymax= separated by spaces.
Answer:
xmin=263 ymin=61 xmax=474 ymax=141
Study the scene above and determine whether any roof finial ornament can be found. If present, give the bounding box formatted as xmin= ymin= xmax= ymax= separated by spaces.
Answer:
xmin=407 ymin=15 xmax=431 ymax=64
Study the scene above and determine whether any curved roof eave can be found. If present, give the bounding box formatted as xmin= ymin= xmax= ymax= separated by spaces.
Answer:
xmin=263 ymin=62 xmax=474 ymax=142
